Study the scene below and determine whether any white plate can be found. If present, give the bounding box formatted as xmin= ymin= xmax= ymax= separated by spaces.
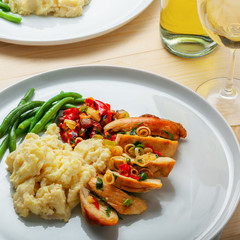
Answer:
xmin=0 ymin=66 xmax=240 ymax=240
xmin=0 ymin=0 xmax=153 ymax=46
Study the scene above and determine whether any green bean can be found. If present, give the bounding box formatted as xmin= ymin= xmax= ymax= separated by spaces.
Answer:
xmin=60 ymin=98 xmax=85 ymax=110
xmin=69 ymin=97 xmax=85 ymax=104
xmin=9 ymin=121 xmax=17 ymax=152
xmin=61 ymin=103 xmax=77 ymax=109
xmin=0 ymin=101 xmax=44 ymax=138
xmin=15 ymin=127 xmax=27 ymax=136
xmin=31 ymin=97 xmax=74 ymax=134
xmin=44 ymin=116 xmax=57 ymax=130
xmin=0 ymin=136 xmax=8 ymax=160
xmin=61 ymin=99 xmax=85 ymax=110
xmin=18 ymin=116 xmax=34 ymax=130
xmin=17 ymin=88 xmax=35 ymax=107
xmin=18 ymin=107 xmax=39 ymax=122
xmin=7 ymin=89 xmax=35 ymax=153
xmin=0 ymin=9 xmax=22 ymax=23
xmin=29 ymin=92 xmax=82 ymax=131
xmin=0 ymin=2 xmax=10 ymax=11
xmin=0 ymin=87 xmax=34 ymax=158
xmin=0 ymin=127 xmax=27 ymax=160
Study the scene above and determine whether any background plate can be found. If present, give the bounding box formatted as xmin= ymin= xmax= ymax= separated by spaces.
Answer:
xmin=0 ymin=0 xmax=153 ymax=46
xmin=0 ymin=66 xmax=240 ymax=240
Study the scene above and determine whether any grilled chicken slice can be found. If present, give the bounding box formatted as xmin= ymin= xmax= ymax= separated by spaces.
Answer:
xmin=115 ymin=134 xmax=178 ymax=157
xmin=108 ymin=170 xmax=162 ymax=193
xmin=80 ymin=186 xmax=118 ymax=226
xmin=104 ymin=115 xmax=187 ymax=140
xmin=88 ymin=176 xmax=148 ymax=215
xmin=108 ymin=156 xmax=176 ymax=178
xmin=142 ymin=157 xmax=176 ymax=178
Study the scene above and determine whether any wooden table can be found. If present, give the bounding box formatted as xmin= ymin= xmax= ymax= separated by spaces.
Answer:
xmin=0 ymin=0 xmax=240 ymax=239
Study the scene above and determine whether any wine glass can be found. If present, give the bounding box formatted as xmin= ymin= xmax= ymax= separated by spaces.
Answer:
xmin=196 ymin=0 xmax=240 ymax=126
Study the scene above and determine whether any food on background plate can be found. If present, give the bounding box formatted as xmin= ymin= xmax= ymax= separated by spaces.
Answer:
xmin=0 ymin=0 xmax=89 ymax=23
xmin=5 ymin=0 xmax=90 ymax=17
xmin=0 ymin=89 xmax=187 ymax=226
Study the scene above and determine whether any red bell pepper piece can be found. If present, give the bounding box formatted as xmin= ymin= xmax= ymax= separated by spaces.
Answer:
xmin=104 ymin=132 xmax=117 ymax=141
xmin=130 ymin=175 xmax=141 ymax=181
xmin=92 ymin=196 xmax=100 ymax=210
xmin=119 ymin=164 xmax=141 ymax=181
xmin=68 ymin=130 xmax=78 ymax=144
xmin=119 ymin=164 xmax=131 ymax=177
xmin=85 ymin=97 xmax=113 ymax=121
xmin=145 ymin=144 xmax=162 ymax=157
xmin=110 ymin=134 xmax=117 ymax=141
xmin=63 ymin=108 xmax=80 ymax=121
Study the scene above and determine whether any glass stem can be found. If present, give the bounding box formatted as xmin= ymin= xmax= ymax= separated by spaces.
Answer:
xmin=221 ymin=49 xmax=237 ymax=98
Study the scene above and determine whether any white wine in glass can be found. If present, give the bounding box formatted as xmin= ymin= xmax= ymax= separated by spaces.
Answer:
xmin=160 ymin=0 xmax=217 ymax=58
xmin=197 ymin=0 xmax=240 ymax=126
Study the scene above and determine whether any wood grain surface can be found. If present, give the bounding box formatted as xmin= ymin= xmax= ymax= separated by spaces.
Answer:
xmin=0 ymin=0 xmax=240 ymax=239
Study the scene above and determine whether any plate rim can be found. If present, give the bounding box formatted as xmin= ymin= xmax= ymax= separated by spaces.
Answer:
xmin=0 ymin=64 xmax=240 ymax=240
xmin=0 ymin=0 xmax=153 ymax=46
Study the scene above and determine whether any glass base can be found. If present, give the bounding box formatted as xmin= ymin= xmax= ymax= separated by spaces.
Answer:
xmin=196 ymin=78 xmax=240 ymax=126
xmin=160 ymin=26 xmax=217 ymax=58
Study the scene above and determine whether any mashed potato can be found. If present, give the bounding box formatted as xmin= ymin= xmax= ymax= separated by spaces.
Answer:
xmin=5 ymin=0 xmax=90 ymax=17
xmin=6 ymin=124 xmax=111 ymax=222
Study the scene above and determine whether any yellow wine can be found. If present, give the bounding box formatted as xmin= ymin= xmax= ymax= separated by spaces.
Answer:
xmin=198 ymin=0 xmax=240 ymax=49
xmin=161 ymin=0 xmax=205 ymax=35
xmin=160 ymin=0 xmax=217 ymax=58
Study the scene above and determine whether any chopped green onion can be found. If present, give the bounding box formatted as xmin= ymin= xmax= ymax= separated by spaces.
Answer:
xmin=70 ymin=131 xmax=77 ymax=145
xmin=130 ymin=122 xmax=143 ymax=135
xmin=133 ymin=141 xmax=144 ymax=149
xmin=79 ymin=106 xmax=88 ymax=114
xmin=139 ymin=172 xmax=148 ymax=181
xmin=105 ymin=207 xmax=111 ymax=217
xmin=96 ymin=177 xmax=103 ymax=190
xmin=96 ymin=127 xmax=101 ymax=135
xmin=79 ymin=129 xmax=86 ymax=135
xmin=90 ymin=193 xmax=102 ymax=202
xmin=123 ymin=198 xmax=132 ymax=207
xmin=118 ymin=131 xmax=127 ymax=134
xmin=163 ymin=130 xmax=174 ymax=141
xmin=113 ymin=173 xmax=118 ymax=180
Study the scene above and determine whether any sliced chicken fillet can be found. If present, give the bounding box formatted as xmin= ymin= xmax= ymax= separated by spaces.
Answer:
xmin=80 ymin=186 xmax=118 ymax=226
xmin=108 ymin=170 xmax=162 ymax=193
xmin=88 ymin=176 xmax=148 ymax=215
xmin=104 ymin=115 xmax=187 ymax=140
xmin=115 ymin=134 xmax=178 ymax=157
